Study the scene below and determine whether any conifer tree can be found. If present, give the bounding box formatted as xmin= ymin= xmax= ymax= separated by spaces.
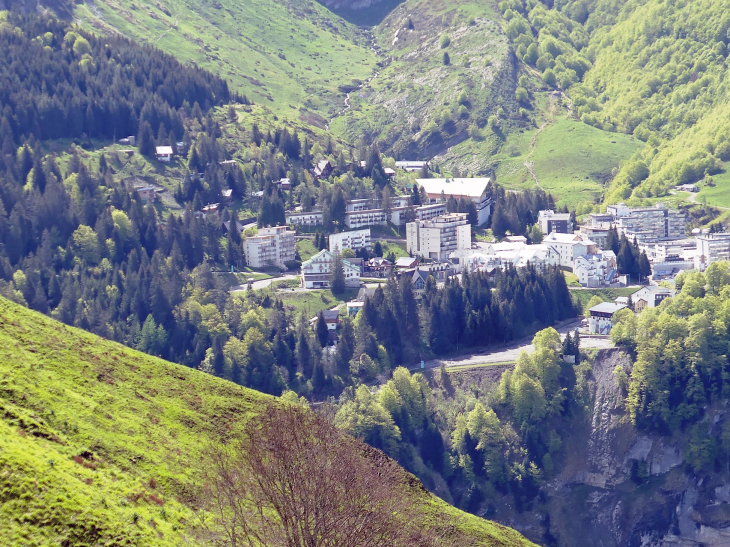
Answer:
xmin=316 ymin=311 xmax=329 ymax=348
xmin=330 ymin=250 xmax=346 ymax=295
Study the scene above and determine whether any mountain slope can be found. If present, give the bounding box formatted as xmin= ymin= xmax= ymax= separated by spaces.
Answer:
xmin=59 ymin=0 xmax=378 ymax=125
xmin=333 ymin=0 xmax=520 ymax=164
xmin=0 ymin=296 xmax=536 ymax=547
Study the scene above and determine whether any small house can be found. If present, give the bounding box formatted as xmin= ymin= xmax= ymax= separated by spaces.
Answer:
xmin=346 ymin=300 xmax=365 ymax=316
xmin=411 ymin=268 xmax=431 ymax=298
xmin=363 ymin=257 xmax=392 ymax=278
xmin=383 ymin=167 xmax=396 ymax=179
xmin=135 ymin=186 xmax=156 ymax=203
xmin=118 ymin=136 xmax=136 ymax=146
xmin=156 ymin=146 xmax=173 ymax=162
xmin=588 ymin=302 xmax=627 ymax=335
xmin=313 ymin=160 xmax=333 ymax=179
xmin=279 ymin=178 xmax=291 ymax=190
xmin=309 ymin=309 xmax=341 ymax=331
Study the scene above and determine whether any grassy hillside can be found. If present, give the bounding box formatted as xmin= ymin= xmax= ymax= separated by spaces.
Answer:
xmin=67 ymin=0 xmax=377 ymax=125
xmin=495 ymin=114 xmax=642 ymax=207
xmin=0 ymin=296 xmax=536 ymax=547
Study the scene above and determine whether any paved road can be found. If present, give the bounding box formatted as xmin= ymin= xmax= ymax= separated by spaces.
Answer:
xmin=231 ymin=274 xmax=298 ymax=292
xmin=421 ymin=320 xmax=613 ymax=370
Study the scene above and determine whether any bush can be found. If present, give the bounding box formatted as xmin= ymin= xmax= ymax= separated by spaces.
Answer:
xmin=440 ymin=34 xmax=451 ymax=48
xmin=443 ymin=52 xmax=450 ymax=65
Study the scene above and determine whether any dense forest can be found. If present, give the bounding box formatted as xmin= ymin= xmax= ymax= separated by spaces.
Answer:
xmin=611 ymin=262 xmax=730 ymax=473
xmin=0 ymin=11 xmax=234 ymax=145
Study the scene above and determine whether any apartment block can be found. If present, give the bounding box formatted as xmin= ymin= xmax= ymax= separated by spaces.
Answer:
xmin=285 ymin=211 xmax=323 ymax=226
xmin=329 ymin=229 xmax=371 ymax=253
xmin=243 ymin=226 xmax=296 ymax=268
xmin=406 ymin=213 xmax=471 ymax=261
xmin=695 ymin=232 xmax=730 ymax=270
xmin=345 ymin=209 xmax=388 ymax=229
xmin=606 ymin=203 xmax=686 ymax=244
xmin=538 ymin=210 xmax=573 ymax=234
xmin=542 ymin=233 xmax=598 ymax=269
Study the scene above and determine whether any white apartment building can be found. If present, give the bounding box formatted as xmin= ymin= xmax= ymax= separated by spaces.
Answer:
xmin=574 ymin=255 xmax=612 ymax=288
xmin=542 ymin=233 xmax=598 ymax=269
xmin=578 ymin=224 xmax=610 ymax=250
xmin=415 ymin=178 xmax=492 ymax=226
xmin=695 ymin=232 xmax=730 ymax=271
xmin=285 ymin=211 xmax=323 ymax=226
xmin=329 ymin=229 xmax=371 ymax=253
xmin=300 ymin=250 xmax=361 ymax=289
xmin=345 ymin=209 xmax=388 ymax=229
xmin=390 ymin=202 xmax=447 ymax=226
xmin=243 ymin=226 xmax=296 ymax=269
xmin=607 ymin=203 xmax=686 ymax=244
xmin=406 ymin=213 xmax=471 ymax=261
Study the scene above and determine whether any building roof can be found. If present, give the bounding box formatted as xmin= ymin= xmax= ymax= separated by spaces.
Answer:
xmin=415 ymin=178 xmax=490 ymax=200
xmin=538 ymin=210 xmax=571 ymax=220
xmin=412 ymin=269 xmax=430 ymax=284
xmin=395 ymin=257 xmax=418 ymax=268
xmin=356 ymin=287 xmax=378 ymax=302
xmin=301 ymin=250 xmax=361 ymax=272
xmin=589 ymin=302 xmax=627 ymax=315
xmin=309 ymin=309 xmax=341 ymax=323
xmin=156 ymin=146 xmax=173 ymax=155
xmin=396 ymin=161 xmax=429 ymax=168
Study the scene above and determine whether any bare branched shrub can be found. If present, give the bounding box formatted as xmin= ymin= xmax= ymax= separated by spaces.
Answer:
xmin=200 ymin=402 xmax=437 ymax=547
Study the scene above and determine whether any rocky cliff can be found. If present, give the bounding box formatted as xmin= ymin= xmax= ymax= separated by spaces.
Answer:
xmin=498 ymin=349 xmax=730 ymax=546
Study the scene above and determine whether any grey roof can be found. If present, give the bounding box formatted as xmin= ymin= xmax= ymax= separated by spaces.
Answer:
xmin=357 ymin=287 xmax=377 ymax=302
xmin=589 ymin=302 xmax=627 ymax=315
xmin=412 ymin=269 xmax=430 ymax=284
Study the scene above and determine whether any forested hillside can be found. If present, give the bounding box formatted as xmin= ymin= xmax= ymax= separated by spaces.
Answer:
xmin=65 ymin=0 xmax=377 ymax=126
xmin=0 ymin=11 xmax=232 ymax=144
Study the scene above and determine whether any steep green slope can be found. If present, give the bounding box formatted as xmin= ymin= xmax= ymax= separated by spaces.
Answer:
xmin=0 ymin=296 xmax=536 ymax=547
xmin=67 ymin=0 xmax=377 ymax=125
xmin=495 ymin=0 xmax=730 ymax=208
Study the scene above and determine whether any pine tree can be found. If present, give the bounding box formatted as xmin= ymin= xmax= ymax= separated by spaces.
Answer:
xmin=330 ymin=250 xmax=346 ymax=294
xmin=316 ymin=311 xmax=329 ymax=348
xmin=137 ymin=121 xmax=155 ymax=156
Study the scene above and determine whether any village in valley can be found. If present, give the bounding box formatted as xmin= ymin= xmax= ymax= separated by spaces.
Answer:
xmin=127 ymin=146 xmax=730 ymax=347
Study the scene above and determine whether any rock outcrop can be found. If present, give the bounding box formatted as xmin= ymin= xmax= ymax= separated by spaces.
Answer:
xmin=503 ymin=349 xmax=730 ymax=546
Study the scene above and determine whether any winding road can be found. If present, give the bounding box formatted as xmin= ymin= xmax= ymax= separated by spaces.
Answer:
xmin=418 ymin=320 xmax=613 ymax=371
